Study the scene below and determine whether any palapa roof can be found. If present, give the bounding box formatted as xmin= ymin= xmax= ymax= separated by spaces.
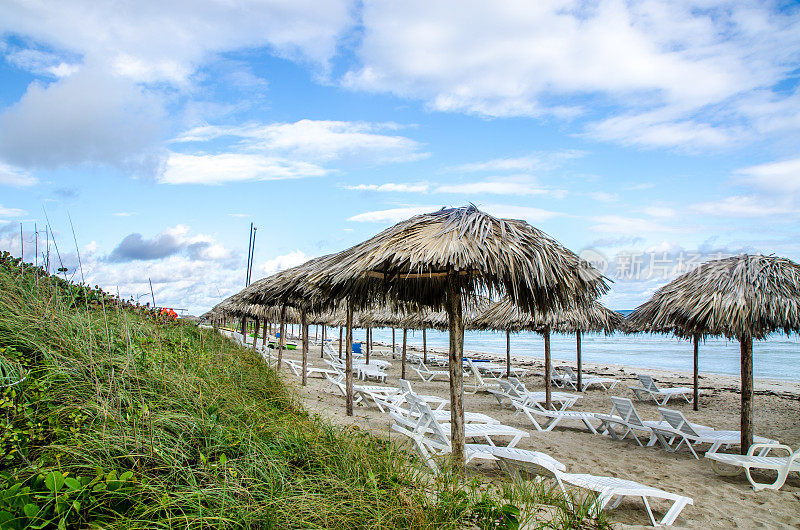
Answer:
xmin=279 ymin=205 xmax=607 ymax=313
xmin=627 ymin=254 xmax=800 ymax=340
xmin=472 ymin=297 xmax=624 ymax=334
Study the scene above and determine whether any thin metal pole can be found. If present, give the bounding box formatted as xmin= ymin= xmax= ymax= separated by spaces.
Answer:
xmin=693 ymin=334 xmax=700 ymax=411
xmin=245 ymin=222 xmax=253 ymax=286
xmin=576 ymin=330 xmax=582 ymax=392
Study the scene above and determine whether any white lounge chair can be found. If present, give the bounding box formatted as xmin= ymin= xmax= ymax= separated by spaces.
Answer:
xmin=464 ymin=359 xmax=502 ymax=394
xmin=491 ymin=447 xmax=693 ymax=527
xmin=651 ymin=408 xmax=777 ymax=458
xmin=705 ymin=443 xmax=800 ymax=491
xmin=396 ymin=379 xmax=448 ymax=410
xmin=283 ymin=359 xmax=338 ymax=379
xmin=630 ymin=375 xmax=696 ymax=405
xmin=510 ymin=399 xmax=600 ymax=434
xmin=390 ymin=394 xmax=528 ymax=468
xmin=325 ymin=373 xmax=401 ymax=411
xmin=594 ymin=397 xmax=661 ymax=447
xmin=507 ymin=377 xmax=581 ymax=411
xmin=412 ymin=362 xmax=450 ymax=382
xmin=556 ymin=366 xmax=619 ymax=391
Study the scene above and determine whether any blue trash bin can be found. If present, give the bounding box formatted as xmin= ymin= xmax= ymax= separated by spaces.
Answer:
xmin=352 ymin=342 xmax=362 ymax=354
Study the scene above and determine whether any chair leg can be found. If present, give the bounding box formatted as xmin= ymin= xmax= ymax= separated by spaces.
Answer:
xmin=660 ymin=498 xmax=691 ymax=526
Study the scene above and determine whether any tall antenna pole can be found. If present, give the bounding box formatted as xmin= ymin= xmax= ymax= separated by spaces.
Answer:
xmin=245 ymin=222 xmax=254 ymax=287
xmin=19 ymin=222 xmax=23 ymax=263
xmin=248 ymin=227 xmax=257 ymax=285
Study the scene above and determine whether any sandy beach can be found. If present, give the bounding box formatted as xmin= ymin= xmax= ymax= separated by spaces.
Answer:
xmin=237 ymin=331 xmax=800 ymax=528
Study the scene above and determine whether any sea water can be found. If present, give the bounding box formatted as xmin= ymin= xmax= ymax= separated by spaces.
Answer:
xmin=355 ymin=328 xmax=800 ymax=382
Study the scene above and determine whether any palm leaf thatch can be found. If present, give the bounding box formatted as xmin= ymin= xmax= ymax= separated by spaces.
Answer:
xmin=628 ymin=254 xmax=800 ymax=453
xmin=473 ymin=298 xmax=624 ymax=334
xmin=297 ymin=205 xmax=607 ymax=312
xmin=627 ymin=254 xmax=800 ymax=340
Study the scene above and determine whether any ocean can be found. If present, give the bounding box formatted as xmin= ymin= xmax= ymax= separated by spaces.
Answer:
xmin=338 ymin=327 xmax=800 ymax=382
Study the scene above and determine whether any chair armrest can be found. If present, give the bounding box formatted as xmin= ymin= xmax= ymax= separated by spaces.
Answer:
xmin=747 ymin=442 xmax=791 ymax=457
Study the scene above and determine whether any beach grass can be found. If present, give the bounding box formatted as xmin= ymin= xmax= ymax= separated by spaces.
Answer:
xmin=0 ymin=251 xmax=608 ymax=529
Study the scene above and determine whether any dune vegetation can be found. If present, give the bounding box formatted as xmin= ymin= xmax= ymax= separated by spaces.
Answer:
xmin=0 ymin=251 xmax=604 ymax=529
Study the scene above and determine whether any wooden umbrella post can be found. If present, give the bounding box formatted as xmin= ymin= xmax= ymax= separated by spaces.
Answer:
xmin=320 ymin=325 xmax=325 ymax=358
xmin=392 ymin=328 xmax=396 ymax=356
xmin=401 ymin=328 xmax=407 ymax=379
xmin=240 ymin=316 xmax=247 ymax=339
xmin=576 ymin=330 xmax=582 ymax=393
xmin=506 ymin=329 xmax=511 ymax=378
xmin=446 ymin=269 xmax=465 ymax=471
xmin=301 ymin=309 xmax=308 ymax=386
xmin=423 ymin=328 xmax=427 ymax=364
xmin=346 ymin=300 xmax=354 ymax=416
xmin=338 ymin=326 xmax=343 ymax=359
xmin=740 ymin=334 xmax=753 ymax=454
xmin=544 ymin=326 xmax=552 ymax=410
xmin=277 ymin=307 xmax=286 ymax=371
xmin=251 ymin=318 xmax=260 ymax=351
xmin=366 ymin=327 xmax=371 ymax=364
xmin=693 ymin=334 xmax=700 ymax=411
xmin=262 ymin=318 xmax=268 ymax=349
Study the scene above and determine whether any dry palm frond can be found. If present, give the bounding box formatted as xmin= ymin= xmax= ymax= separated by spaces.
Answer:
xmin=472 ymin=298 xmax=624 ymax=334
xmin=265 ymin=206 xmax=607 ymax=313
xmin=627 ymin=254 xmax=800 ymax=340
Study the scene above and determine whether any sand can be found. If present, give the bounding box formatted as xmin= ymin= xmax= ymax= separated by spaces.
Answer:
xmin=232 ymin=331 xmax=800 ymax=528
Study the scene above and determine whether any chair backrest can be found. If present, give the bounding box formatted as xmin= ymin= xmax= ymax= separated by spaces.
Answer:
xmin=417 ymin=362 xmax=431 ymax=373
xmin=560 ymin=366 xmax=576 ymax=378
xmin=466 ymin=359 xmax=486 ymax=385
xmin=508 ymin=377 xmax=528 ymax=393
xmin=325 ymin=373 xmax=346 ymax=394
xmin=398 ymin=379 xmax=413 ymax=394
xmin=658 ymin=408 xmax=700 ymax=437
xmin=392 ymin=393 xmax=451 ymax=453
xmin=610 ymin=396 xmax=646 ymax=427
xmin=491 ymin=447 xmax=568 ymax=487
xmin=324 ymin=359 xmax=345 ymax=376
xmin=498 ymin=379 xmax=521 ymax=398
xmin=638 ymin=374 xmax=659 ymax=392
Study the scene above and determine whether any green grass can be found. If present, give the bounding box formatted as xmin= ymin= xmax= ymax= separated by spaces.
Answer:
xmin=0 ymin=251 xmax=608 ymax=529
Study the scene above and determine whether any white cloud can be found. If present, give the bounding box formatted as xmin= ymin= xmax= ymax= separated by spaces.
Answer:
xmin=0 ymin=162 xmax=37 ymax=186
xmin=4 ymin=46 xmax=79 ymax=78
xmin=113 ymin=212 xmax=134 ymax=217
xmin=640 ymin=206 xmax=676 ymax=218
xmin=0 ymin=1 xmax=355 ymax=84
xmin=0 ymin=66 xmax=167 ymax=176
xmin=449 ymin=151 xmax=584 ymax=173
xmin=343 ymin=1 xmax=800 ymax=148
xmin=480 ymin=204 xmax=561 ymax=224
xmin=347 ymin=203 xmax=560 ymax=224
xmin=258 ymin=250 xmax=311 ymax=277
xmin=348 ymin=205 xmax=443 ymax=223
xmin=734 ymin=157 xmax=800 ymax=194
xmin=108 ymin=224 xmax=231 ymax=262
xmin=0 ymin=1 xmax=355 ymax=177
xmin=174 ymin=120 xmax=428 ymax=164
xmin=159 ymin=153 xmax=328 ymax=185
xmin=434 ymin=177 xmax=566 ymax=198
xmin=344 ymin=183 xmax=429 ymax=193
xmin=587 ymin=191 xmax=618 ymax=202
xmin=590 ymin=215 xmax=676 ymax=234
xmin=691 ymin=195 xmax=795 ymax=218
xmin=585 ymin=112 xmax=739 ymax=149
xmin=0 ymin=205 xmax=26 ymax=219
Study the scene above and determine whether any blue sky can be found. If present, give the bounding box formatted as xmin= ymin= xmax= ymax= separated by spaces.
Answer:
xmin=1 ymin=1 xmax=799 ymax=314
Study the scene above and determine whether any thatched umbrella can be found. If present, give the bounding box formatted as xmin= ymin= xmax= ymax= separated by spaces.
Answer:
xmin=294 ymin=206 xmax=607 ymax=467
xmin=474 ymin=298 xmax=623 ymax=402
xmin=628 ymin=254 xmax=800 ymax=453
